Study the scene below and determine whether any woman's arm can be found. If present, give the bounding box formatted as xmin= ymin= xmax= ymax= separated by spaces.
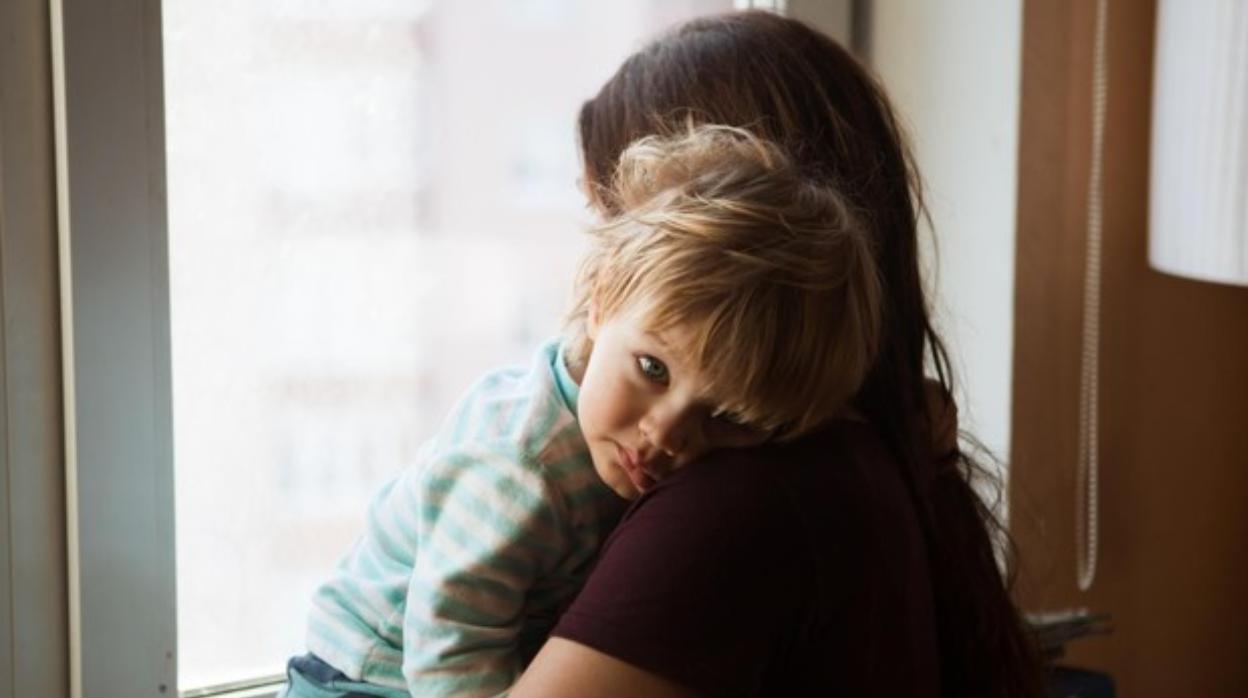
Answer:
xmin=511 ymin=638 xmax=696 ymax=698
xmin=512 ymin=446 xmax=808 ymax=696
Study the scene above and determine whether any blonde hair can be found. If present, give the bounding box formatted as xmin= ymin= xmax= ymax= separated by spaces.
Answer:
xmin=566 ymin=124 xmax=882 ymax=439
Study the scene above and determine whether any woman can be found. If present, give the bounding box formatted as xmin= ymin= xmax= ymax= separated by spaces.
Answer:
xmin=513 ymin=11 xmax=1044 ymax=698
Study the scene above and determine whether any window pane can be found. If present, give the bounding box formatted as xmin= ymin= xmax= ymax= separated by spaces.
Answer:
xmin=163 ymin=0 xmax=730 ymax=690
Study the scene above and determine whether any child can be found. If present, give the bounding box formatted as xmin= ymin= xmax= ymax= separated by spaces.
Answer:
xmin=281 ymin=124 xmax=881 ymax=697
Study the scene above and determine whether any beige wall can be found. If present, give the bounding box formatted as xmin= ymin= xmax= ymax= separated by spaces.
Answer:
xmin=1010 ymin=0 xmax=1248 ymax=694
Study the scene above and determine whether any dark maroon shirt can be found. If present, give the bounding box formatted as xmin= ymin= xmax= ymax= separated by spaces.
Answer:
xmin=552 ymin=420 xmax=941 ymax=696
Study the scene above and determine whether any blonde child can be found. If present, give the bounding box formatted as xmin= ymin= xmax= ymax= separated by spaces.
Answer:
xmin=280 ymin=124 xmax=880 ymax=697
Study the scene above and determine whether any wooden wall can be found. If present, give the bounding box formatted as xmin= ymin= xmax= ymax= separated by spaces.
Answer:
xmin=1010 ymin=0 xmax=1248 ymax=695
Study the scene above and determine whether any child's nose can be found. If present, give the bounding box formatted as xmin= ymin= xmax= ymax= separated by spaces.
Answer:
xmin=639 ymin=406 xmax=695 ymax=457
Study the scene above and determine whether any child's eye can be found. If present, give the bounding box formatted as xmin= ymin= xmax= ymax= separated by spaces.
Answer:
xmin=636 ymin=355 xmax=669 ymax=383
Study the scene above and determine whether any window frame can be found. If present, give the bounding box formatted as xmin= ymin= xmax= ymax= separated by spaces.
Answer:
xmin=54 ymin=0 xmax=178 ymax=695
xmin=1 ymin=0 xmax=70 ymax=695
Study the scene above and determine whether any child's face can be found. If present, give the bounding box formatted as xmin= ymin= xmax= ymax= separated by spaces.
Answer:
xmin=577 ymin=301 xmax=772 ymax=500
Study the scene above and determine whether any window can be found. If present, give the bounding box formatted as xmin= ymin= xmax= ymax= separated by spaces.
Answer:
xmin=161 ymin=0 xmax=731 ymax=692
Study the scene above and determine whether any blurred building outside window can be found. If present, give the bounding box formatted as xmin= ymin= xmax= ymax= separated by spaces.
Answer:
xmin=163 ymin=0 xmax=730 ymax=691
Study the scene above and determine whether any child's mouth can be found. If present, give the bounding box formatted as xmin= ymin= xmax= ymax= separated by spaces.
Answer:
xmin=616 ymin=444 xmax=658 ymax=493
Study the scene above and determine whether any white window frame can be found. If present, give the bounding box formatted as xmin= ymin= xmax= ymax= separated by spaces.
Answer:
xmin=53 ymin=0 xmax=178 ymax=696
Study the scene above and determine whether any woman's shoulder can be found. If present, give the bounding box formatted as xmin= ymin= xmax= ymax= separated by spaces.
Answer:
xmin=555 ymin=419 xmax=940 ymax=695
xmin=647 ymin=419 xmax=900 ymax=513
xmin=629 ymin=418 xmax=935 ymax=618
xmin=609 ymin=418 xmax=921 ymax=589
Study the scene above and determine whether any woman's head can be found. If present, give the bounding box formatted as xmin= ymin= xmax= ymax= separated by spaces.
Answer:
xmin=578 ymin=10 xmax=931 ymax=440
xmin=568 ymin=124 xmax=881 ymax=451
xmin=580 ymin=11 xmax=915 ymax=210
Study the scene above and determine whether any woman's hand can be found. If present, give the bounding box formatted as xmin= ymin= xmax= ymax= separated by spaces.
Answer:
xmin=511 ymin=638 xmax=696 ymax=698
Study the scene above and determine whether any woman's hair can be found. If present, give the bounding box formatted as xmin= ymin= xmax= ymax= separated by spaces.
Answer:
xmin=565 ymin=124 xmax=882 ymax=437
xmin=578 ymin=11 xmax=1044 ymax=698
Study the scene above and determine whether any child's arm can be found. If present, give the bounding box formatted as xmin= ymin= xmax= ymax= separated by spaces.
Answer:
xmin=399 ymin=445 xmax=564 ymax=697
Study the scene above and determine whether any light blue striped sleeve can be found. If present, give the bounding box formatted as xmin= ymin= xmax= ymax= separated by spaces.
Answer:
xmin=398 ymin=444 xmax=565 ymax=697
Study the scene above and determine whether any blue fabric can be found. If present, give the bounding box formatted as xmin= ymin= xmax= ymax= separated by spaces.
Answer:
xmin=1049 ymin=665 xmax=1115 ymax=697
xmin=279 ymin=654 xmax=410 ymax=698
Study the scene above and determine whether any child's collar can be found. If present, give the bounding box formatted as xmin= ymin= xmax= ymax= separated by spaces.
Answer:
xmin=552 ymin=340 xmax=580 ymax=416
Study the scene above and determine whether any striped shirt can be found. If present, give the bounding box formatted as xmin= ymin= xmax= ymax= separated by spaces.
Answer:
xmin=306 ymin=339 xmax=626 ymax=696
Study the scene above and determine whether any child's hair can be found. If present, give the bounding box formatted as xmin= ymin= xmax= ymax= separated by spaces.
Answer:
xmin=577 ymin=10 xmax=1045 ymax=698
xmin=564 ymin=124 xmax=881 ymax=438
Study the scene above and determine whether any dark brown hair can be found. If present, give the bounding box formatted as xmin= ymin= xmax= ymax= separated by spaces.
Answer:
xmin=578 ymin=11 xmax=1044 ymax=698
